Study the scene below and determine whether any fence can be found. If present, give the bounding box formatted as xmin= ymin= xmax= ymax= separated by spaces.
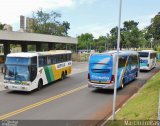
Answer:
xmin=72 ymin=53 xmax=90 ymax=62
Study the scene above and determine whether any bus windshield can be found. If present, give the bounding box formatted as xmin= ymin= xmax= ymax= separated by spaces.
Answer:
xmin=5 ymin=57 xmax=31 ymax=81
xmin=5 ymin=65 xmax=30 ymax=81
xmin=5 ymin=57 xmax=30 ymax=65
xmin=138 ymin=52 xmax=149 ymax=57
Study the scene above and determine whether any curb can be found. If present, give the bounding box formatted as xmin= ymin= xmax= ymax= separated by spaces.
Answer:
xmin=158 ymin=91 xmax=160 ymax=123
xmin=0 ymin=83 xmax=5 ymax=91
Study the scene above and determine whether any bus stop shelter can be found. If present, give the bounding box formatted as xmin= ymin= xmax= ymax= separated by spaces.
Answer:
xmin=0 ymin=30 xmax=77 ymax=57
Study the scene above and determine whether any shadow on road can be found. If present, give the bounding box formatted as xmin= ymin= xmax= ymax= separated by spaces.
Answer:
xmin=91 ymin=89 xmax=114 ymax=94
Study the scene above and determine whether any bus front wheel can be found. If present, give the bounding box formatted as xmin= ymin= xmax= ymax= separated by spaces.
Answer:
xmin=37 ymin=79 xmax=43 ymax=90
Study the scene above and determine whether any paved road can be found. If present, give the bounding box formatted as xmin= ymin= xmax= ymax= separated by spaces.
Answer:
xmin=0 ymin=62 xmax=159 ymax=125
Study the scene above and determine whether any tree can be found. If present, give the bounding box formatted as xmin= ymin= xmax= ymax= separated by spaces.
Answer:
xmin=96 ymin=36 xmax=107 ymax=52
xmin=30 ymin=8 xmax=70 ymax=36
xmin=109 ymin=27 xmax=118 ymax=49
xmin=122 ymin=20 xmax=144 ymax=49
xmin=123 ymin=20 xmax=138 ymax=31
xmin=108 ymin=20 xmax=147 ymax=50
xmin=0 ymin=23 xmax=5 ymax=30
xmin=109 ymin=26 xmax=124 ymax=49
xmin=62 ymin=21 xmax=70 ymax=36
xmin=147 ymin=12 xmax=160 ymax=47
xmin=77 ymin=33 xmax=94 ymax=50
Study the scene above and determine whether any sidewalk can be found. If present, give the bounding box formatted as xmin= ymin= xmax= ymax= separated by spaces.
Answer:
xmin=0 ymin=72 xmax=4 ymax=91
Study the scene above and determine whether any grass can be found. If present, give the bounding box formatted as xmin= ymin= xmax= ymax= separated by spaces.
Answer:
xmin=106 ymin=71 xmax=160 ymax=126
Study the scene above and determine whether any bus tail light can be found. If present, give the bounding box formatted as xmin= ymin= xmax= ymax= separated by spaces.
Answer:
xmin=110 ymin=75 xmax=115 ymax=83
xmin=88 ymin=73 xmax=90 ymax=80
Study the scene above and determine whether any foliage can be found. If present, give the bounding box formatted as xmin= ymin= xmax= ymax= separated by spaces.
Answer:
xmin=77 ymin=33 xmax=94 ymax=50
xmin=156 ymin=46 xmax=160 ymax=52
xmin=148 ymin=12 xmax=160 ymax=41
xmin=0 ymin=23 xmax=5 ymax=30
xmin=121 ymin=20 xmax=148 ymax=49
xmin=147 ymin=12 xmax=160 ymax=48
xmin=30 ymin=8 xmax=70 ymax=36
xmin=77 ymin=19 xmax=151 ymax=52
xmin=26 ymin=10 xmax=160 ymax=52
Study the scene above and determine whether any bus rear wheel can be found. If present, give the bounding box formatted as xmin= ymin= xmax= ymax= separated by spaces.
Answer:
xmin=121 ymin=79 xmax=125 ymax=89
xmin=61 ymin=72 xmax=65 ymax=80
xmin=135 ymin=72 xmax=138 ymax=77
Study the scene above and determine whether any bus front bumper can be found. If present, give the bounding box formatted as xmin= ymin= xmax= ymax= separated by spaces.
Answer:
xmin=4 ymin=84 xmax=32 ymax=91
xmin=140 ymin=67 xmax=150 ymax=71
xmin=88 ymin=81 xmax=114 ymax=89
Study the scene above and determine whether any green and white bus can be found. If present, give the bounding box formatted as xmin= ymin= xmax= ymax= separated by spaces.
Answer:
xmin=4 ymin=50 xmax=72 ymax=91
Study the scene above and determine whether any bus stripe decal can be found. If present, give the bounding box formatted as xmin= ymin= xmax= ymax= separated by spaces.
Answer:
xmin=48 ymin=66 xmax=54 ymax=81
xmin=44 ymin=66 xmax=51 ymax=83
xmin=51 ymin=65 xmax=57 ymax=80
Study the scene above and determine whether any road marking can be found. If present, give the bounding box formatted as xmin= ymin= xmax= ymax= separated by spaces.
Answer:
xmin=0 ymin=85 xmax=87 ymax=120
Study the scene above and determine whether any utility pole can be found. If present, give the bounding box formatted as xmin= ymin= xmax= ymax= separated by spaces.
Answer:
xmin=112 ymin=0 xmax=122 ymax=120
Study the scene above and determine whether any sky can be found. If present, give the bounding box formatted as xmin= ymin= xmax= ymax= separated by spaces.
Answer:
xmin=0 ymin=0 xmax=160 ymax=39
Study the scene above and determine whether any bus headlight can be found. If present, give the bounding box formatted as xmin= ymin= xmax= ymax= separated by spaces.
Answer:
xmin=22 ymin=82 xmax=30 ymax=85
xmin=4 ymin=80 xmax=8 ymax=83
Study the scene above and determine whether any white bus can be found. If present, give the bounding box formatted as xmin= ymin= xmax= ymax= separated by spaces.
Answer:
xmin=138 ymin=50 xmax=156 ymax=71
xmin=88 ymin=50 xmax=139 ymax=89
xmin=4 ymin=50 xmax=72 ymax=92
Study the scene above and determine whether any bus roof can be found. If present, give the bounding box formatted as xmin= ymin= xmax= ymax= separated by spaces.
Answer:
xmin=140 ymin=50 xmax=156 ymax=53
xmin=103 ymin=50 xmax=138 ymax=56
xmin=7 ymin=50 xmax=72 ymax=58
xmin=90 ymin=50 xmax=138 ymax=58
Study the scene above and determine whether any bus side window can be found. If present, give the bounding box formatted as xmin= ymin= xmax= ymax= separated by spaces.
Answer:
xmin=150 ymin=53 xmax=156 ymax=59
xmin=30 ymin=65 xmax=37 ymax=81
xmin=61 ymin=54 xmax=64 ymax=62
xmin=31 ymin=56 xmax=37 ymax=65
xmin=67 ymin=54 xmax=71 ymax=61
xmin=65 ymin=54 xmax=67 ymax=61
xmin=39 ymin=56 xmax=47 ymax=67
xmin=56 ymin=55 xmax=61 ymax=63
xmin=47 ymin=56 xmax=51 ymax=65
xmin=118 ymin=56 xmax=127 ymax=68
xmin=63 ymin=54 xmax=67 ymax=62
xmin=56 ymin=55 xmax=60 ymax=63
xmin=51 ymin=55 xmax=56 ymax=64
xmin=131 ymin=55 xmax=138 ymax=65
xmin=62 ymin=54 xmax=67 ymax=62
xmin=30 ymin=56 xmax=37 ymax=81
xmin=150 ymin=53 xmax=152 ymax=59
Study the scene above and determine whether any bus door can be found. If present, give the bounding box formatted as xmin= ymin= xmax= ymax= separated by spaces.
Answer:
xmin=118 ymin=55 xmax=129 ymax=85
xmin=124 ymin=55 xmax=138 ymax=83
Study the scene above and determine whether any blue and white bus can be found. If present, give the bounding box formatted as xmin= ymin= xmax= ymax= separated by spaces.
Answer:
xmin=88 ymin=51 xmax=139 ymax=89
xmin=138 ymin=50 xmax=156 ymax=71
